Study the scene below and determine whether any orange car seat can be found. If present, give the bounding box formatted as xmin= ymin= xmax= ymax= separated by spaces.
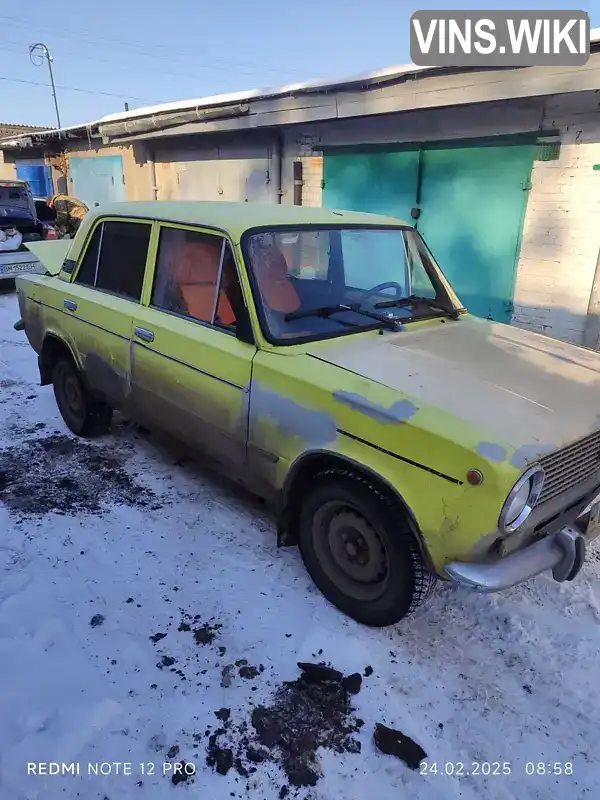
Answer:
xmin=216 ymin=256 xmax=241 ymax=326
xmin=252 ymin=245 xmax=301 ymax=314
xmin=171 ymin=239 xmax=235 ymax=324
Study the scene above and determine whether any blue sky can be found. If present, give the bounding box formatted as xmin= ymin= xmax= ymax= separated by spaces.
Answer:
xmin=1 ymin=0 xmax=598 ymax=128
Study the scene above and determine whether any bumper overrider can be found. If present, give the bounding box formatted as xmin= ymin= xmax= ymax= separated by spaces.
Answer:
xmin=446 ymin=495 xmax=600 ymax=593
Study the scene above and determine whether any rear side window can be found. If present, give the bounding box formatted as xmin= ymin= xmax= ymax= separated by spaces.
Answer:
xmin=74 ymin=220 xmax=150 ymax=302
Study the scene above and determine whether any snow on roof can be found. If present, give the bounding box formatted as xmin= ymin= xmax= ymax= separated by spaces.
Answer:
xmin=97 ymin=62 xmax=432 ymax=125
xmin=2 ymin=61 xmax=432 ymax=141
xmin=82 ymin=25 xmax=600 ymax=129
xmin=3 ymin=27 xmax=600 ymax=144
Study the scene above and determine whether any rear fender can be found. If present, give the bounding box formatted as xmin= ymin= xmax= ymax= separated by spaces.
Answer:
xmin=39 ymin=333 xmax=81 ymax=386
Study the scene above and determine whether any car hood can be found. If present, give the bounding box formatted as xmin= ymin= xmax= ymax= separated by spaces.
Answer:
xmin=307 ymin=315 xmax=600 ymax=464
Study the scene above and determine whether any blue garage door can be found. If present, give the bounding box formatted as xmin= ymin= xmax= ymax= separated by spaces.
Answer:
xmin=15 ymin=163 xmax=53 ymax=197
xmin=69 ymin=155 xmax=126 ymax=207
xmin=323 ymin=138 xmax=534 ymax=323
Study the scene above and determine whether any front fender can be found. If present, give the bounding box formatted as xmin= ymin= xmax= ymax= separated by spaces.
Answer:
xmin=280 ymin=447 xmax=438 ymax=571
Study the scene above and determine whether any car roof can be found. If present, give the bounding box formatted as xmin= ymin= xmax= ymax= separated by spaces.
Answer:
xmin=0 ymin=179 xmax=27 ymax=187
xmin=86 ymin=201 xmax=411 ymax=238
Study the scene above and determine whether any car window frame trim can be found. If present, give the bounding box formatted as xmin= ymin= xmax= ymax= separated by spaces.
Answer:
xmin=71 ymin=215 xmax=154 ymax=304
xmin=144 ymin=220 xmax=252 ymax=342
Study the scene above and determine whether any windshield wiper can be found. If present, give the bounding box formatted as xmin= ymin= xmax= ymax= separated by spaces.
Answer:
xmin=374 ymin=295 xmax=461 ymax=320
xmin=285 ymin=303 xmax=402 ymax=331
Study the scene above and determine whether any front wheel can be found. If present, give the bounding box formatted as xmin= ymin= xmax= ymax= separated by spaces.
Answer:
xmin=52 ymin=357 xmax=112 ymax=437
xmin=298 ymin=471 xmax=436 ymax=626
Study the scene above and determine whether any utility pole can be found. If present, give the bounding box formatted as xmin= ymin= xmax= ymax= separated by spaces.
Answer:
xmin=29 ymin=42 xmax=62 ymax=136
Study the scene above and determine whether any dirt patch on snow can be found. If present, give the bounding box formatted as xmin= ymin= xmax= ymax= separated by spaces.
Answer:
xmin=205 ymin=662 xmax=364 ymax=789
xmin=0 ymin=434 xmax=158 ymax=516
xmin=148 ymin=612 xmax=225 ymax=685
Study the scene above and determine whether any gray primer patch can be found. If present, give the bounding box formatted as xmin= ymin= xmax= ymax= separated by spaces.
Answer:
xmin=334 ymin=391 xmax=418 ymax=424
xmin=476 ymin=442 xmax=507 ymax=463
xmin=548 ymin=351 xmax=581 ymax=367
xmin=251 ymin=382 xmax=337 ymax=446
xmin=510 ymin=443 xmax=556 ymax=470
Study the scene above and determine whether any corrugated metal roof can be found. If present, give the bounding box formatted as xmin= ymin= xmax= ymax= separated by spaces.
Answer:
xmin=2 ymin=27 xmax=599 ymax=144
xmin=0 ymin=122 xmax=45 ymax=129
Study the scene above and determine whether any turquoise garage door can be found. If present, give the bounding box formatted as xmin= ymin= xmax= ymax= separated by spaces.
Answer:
xmin=69 ymin=155 xmax=126 ymax=208
xmin=323 ymin=138 xmax=535 ymax=323
xmin=322 ymin=150 xmax=420 ymax=222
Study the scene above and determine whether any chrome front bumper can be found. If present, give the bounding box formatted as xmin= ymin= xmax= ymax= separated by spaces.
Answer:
xmin=445 ymin=527 xmax=589 ymax=592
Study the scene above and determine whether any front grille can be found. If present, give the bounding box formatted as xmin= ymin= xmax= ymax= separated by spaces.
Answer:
xmin=537 ymin=430 xmax=600 ymax=505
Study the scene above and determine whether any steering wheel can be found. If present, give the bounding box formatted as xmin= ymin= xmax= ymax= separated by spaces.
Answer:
xmin=360 ymin=281 xmax=404 ymax=303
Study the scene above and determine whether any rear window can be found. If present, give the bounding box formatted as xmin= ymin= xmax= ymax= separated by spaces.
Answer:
xmin=74 ymin=220 xmax=150 ymax=302
xmin=0 ymin=186 xmax=29 ymax=208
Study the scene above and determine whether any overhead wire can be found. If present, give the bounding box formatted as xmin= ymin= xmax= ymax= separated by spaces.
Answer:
xmin=0 ymin=13 xmax=307 ymax=78
xmin=0 ymin=74 xmax=164 ymax=102
xmin=0 ymin=39 xmax=279 ymax=86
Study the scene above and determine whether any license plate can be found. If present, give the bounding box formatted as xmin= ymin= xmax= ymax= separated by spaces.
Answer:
xmin=0 ymin=262 xmax=40 ymax=275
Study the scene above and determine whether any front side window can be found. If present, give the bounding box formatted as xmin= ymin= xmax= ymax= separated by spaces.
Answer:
xmin=74 ymin=220 xmax=150 ymax=302
xmin=243 ymin=226 xmax=463 ymax=344
xmin=151 ymin=226 xmax=241 ymax=331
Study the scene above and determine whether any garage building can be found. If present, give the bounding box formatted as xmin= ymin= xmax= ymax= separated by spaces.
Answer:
xmin=1 ymin=34 xmax=599 ymax=346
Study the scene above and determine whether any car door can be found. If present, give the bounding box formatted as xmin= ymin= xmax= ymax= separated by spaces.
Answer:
xmin=130 ymin=222 xmax=256 ymax=472
xmin=59 ymin=217 xmax=151 ymax=409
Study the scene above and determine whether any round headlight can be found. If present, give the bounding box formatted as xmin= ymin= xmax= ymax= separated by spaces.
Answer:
xmin=499 ymin=466 xmax=545 ymax=532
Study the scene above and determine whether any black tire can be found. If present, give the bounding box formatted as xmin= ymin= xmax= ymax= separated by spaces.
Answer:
xmin=52 ymin=357 xmax=112 ymax=437
xmin=298 ymin=470 xmax=436 ymax=626
xmin=0 ymin=278 xmax=16 ymax=293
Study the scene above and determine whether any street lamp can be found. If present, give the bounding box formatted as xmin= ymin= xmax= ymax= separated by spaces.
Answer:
xmin=29 ymin=42 xmax=62 ymax=135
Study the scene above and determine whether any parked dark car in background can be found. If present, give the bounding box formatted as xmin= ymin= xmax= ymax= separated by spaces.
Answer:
xmin=0 ymin=180 xmax=54 ymax=285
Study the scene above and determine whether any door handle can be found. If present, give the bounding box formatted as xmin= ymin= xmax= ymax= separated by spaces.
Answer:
xmin=63 ymin=299 xmax=77 ymax=311
xmin=134 ymin=327 xmax=154 ymax=343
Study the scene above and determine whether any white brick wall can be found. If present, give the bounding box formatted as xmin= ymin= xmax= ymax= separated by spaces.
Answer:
xmin=513 ymin=107 xmax=600 ymax=344
xmin=296 ymin=139 xmax=323 ymax=207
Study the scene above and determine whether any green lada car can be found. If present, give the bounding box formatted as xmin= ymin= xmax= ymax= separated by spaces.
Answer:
xmin=14 ymin=201 xmax=600 ymax=626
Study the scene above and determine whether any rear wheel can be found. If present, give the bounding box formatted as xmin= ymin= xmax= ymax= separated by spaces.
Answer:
xmin=52 ymin=357 xmax=112 ymax=437
xmin=298 ymin=470 xmax=436 ymax=626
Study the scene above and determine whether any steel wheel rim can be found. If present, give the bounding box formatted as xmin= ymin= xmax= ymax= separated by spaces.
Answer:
xmin=312 ymin=499 xmax=390 ymax=601
xmin=59 ymin=365 xmax=84 ymax=421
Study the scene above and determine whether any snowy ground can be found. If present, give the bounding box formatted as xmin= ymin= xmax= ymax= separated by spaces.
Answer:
xmin=1 ymin=287 xmax=600 ymax=800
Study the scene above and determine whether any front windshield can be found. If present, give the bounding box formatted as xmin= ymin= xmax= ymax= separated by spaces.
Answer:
xmin=244 ymin=226 xmax=463 ymax=344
